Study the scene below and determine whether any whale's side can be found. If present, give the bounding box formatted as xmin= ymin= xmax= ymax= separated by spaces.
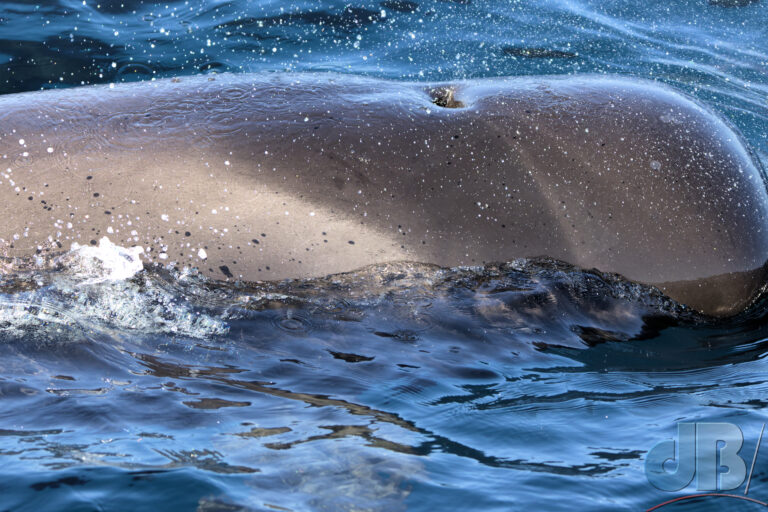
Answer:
xmin=0 ymin=73 xmax=766 ymax=316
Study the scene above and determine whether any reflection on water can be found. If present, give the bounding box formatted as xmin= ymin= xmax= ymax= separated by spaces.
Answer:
xmin=1 ymin=255 xmax=768 ymax=510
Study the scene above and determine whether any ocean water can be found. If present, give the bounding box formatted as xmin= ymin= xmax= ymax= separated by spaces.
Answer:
xmin=1 ymin=1 xmax=768 ymax=511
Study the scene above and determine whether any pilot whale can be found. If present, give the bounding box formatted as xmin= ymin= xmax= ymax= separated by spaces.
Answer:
xmin=0 ymin=73 xmax=766 ymax=316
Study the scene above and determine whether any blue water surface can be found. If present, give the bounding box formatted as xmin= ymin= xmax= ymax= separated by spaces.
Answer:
xmin=1 ymin=1 xmax=768 ymax=511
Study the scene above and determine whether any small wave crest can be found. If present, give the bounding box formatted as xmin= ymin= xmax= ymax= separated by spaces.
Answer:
xmin=0 ymin=237 xmax=228 ymax=341
xmin=0 ymin=237 xmax=700 ymax=350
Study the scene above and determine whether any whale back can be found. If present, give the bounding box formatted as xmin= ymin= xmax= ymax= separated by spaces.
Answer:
xmin=0 ymin=73 xmax=766 ymax=316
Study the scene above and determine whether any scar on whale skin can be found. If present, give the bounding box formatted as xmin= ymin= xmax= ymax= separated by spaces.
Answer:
xmin=0 ymin=72 xmax=766 ymax=317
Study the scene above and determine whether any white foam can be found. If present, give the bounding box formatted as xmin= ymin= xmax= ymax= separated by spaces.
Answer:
xmin=69 ymin=236 xmax=145 ymax=283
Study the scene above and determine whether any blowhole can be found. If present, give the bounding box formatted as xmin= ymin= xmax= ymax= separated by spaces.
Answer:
xmin=428 ymin=86 xmax=465 ymax=108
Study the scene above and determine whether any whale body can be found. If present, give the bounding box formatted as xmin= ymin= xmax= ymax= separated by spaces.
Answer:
xmin=0 ymin=73 xmax=766 ymax=316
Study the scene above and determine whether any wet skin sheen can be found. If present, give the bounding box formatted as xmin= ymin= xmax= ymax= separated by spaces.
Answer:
xmin=0 ymin=73 xmax=766 ymax=316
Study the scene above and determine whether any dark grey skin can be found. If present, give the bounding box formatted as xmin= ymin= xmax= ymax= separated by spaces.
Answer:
xmin=0 ymin=73 xmax=766 ymax=316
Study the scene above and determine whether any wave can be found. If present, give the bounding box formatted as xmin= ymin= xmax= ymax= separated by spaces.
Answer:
xmin=0 ymin=237 xmax=699 ymax=347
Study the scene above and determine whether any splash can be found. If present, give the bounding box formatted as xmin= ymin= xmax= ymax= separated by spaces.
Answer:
xmin=0 ymin=238 xmax=228 ymax=340
xmin=67 ymin=237 xmax=145 ymax=284
xmin=0 ymin=235 xmax=701 ymax=346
